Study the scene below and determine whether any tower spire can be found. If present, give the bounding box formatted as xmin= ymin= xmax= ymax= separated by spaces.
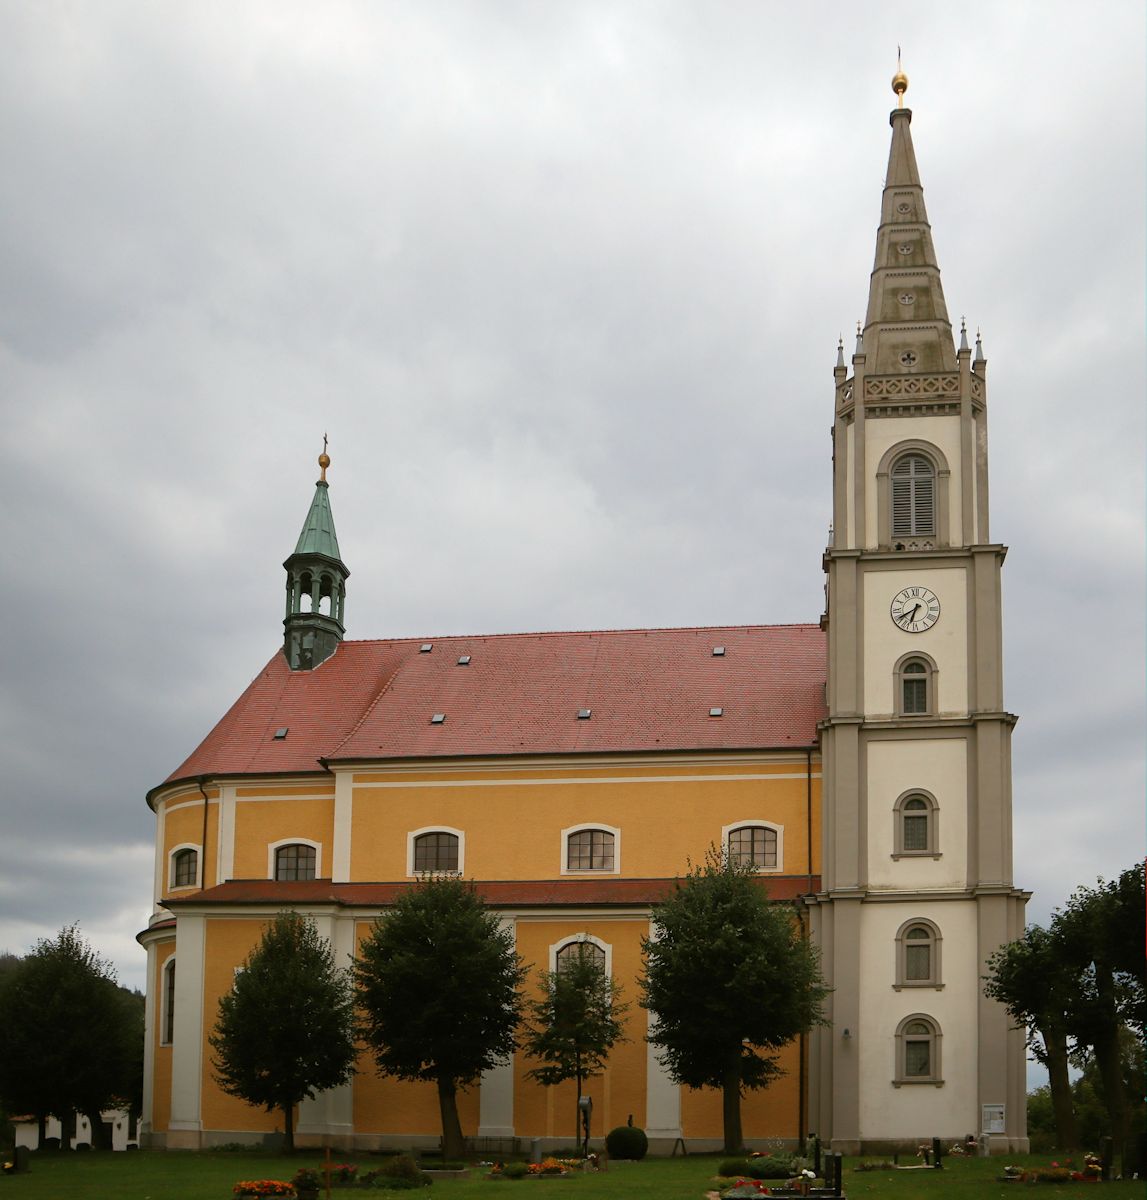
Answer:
xmin=282 ymin=442 xmax=350 ymax=671
xmin=859 ymin=68 xmax=957 ymax=375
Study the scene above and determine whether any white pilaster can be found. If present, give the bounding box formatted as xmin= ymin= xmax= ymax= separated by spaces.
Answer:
xmin=332 ymin=770 xmax=353 ymax=882
xmin=217 ymin=785 xmax=236 ymax=883
xmin=643 ymin=920 xmax=681 ymax=1140
xmin=168 ymin=914 xmax=207 ymax=1144
xmin=140 ymin=940 xmax=158 ymax=1136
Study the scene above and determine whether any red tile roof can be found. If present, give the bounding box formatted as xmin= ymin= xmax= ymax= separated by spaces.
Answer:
xmin=160 ymin=624 xmax=825 ymax=795
xmin=161 ymin=875 xmax=820 ymax=909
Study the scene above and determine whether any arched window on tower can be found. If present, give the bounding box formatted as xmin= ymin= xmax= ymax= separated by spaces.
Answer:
xmin=894 ymin=1014 xmax=942 ymax=1084
xmin=895 ymin=918 xmax=942 ymax=987
xmin=895 ymin=653 xmax=937 ymax=716
xmin=891 ymin=453 xmax=936 ymax=538
xmin=893 ymin=790 xmax=939 ymax=857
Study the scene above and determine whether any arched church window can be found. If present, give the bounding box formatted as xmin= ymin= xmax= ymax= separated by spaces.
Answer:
xmin=565 ymin=828 xmax=616 ymax=872
xmin=170 ymin=846 xmax=199 ymax=888
xmin=162 ymin=957 xmax=176 ymax=1045
xmin=891 ymin=454 xmax=936 ymax=537
xmin=555 ymin=940 xmax=606 ymax=974
xmin=412 ymin=831 xmax=460 ymax=873
xmin=895 ymin=1014 xmax=942 ymax=1084
xmin=274 ymin=843 xmax=316 ymax=881
xmin=726 ymin=823 xmax=780 ymax=870
xmin=893 ymin=791 xmax=939 ymax=857
xmin=895 ymin=918 xmax=942 ymax=987
xmin=895 ymin=653 xmax=937 ymax=716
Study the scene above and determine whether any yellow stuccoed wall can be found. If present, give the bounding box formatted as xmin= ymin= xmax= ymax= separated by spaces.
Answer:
xmin=232 ymin=790 xmax=335 ymax=880
xmin=149 ymin=754 xmax=821 ymax=1145
xmin=200 ymin=919 xmax=282 ymax=1133
xmin=350 ymin=760 xmax=820 ymax=883
xmin=512 ymin=917 xmax=649 ymax=1139
xmin=161 ymin=789 xmax=219 ymax=899
xmin=152 ymin=941 xmax=176 ymax=1133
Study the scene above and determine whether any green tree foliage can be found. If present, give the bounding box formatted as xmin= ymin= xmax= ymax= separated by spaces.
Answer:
xmin=0 ymin=926 xmax=140 ymax=1149
xmin=523 ymin=943 xmax=629 ymax=1144
xmin=988 ymin=863 xmax=1145 ymax=1172
xmin=355 ymin=876 xmax=526 ymax=1159
xmin=639 ymin=849 xmax=828 ymax=1154
xmin=209 ymin=911 xmax=356 ymax=1153
xmin=985 ymin=925 xmax=1078 ymax=1147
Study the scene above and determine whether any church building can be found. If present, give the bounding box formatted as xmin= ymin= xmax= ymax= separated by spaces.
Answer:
xmin=139 ymin=75 xmax=1029 ymax=1155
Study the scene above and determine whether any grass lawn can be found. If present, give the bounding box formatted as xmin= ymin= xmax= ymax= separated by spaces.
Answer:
xmin=1 ymin=1150 xmax=1140 ymax=1200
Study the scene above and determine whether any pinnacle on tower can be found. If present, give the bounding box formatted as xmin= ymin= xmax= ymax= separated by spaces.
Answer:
xmin=282 ymin=440 xmax=350 ymax=671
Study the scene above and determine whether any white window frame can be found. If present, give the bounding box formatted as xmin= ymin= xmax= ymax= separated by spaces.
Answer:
xmin=168 ymin=843 xmax=201 ymax=890
xmin=722 ymin=820 xmax=784 ymax=872
xmin=268 ymin=838 xmax=322 ymax=881
xmin=548 ymin=933 xmax=612 ymax=978
xmin=406 ymin=826 xmax=465 ymax=877
xmin=560 ymin=823 xmax=621 ymax=876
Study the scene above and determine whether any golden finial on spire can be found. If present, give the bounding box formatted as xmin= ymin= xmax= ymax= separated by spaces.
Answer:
xmin=318 ymin=433 xmax=330 ymax=482
xmin=892 ymin=46 xmax=908 ymax=106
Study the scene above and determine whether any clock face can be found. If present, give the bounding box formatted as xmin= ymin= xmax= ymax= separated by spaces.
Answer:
xmin=890 ymin=586 xmax=940 ymax=633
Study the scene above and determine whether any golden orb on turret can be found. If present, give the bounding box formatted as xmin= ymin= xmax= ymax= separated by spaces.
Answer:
xmin=318 ymin=452 xmax=330 ymax=471
xmin=892 ymin=70 xmax=908 ymax=99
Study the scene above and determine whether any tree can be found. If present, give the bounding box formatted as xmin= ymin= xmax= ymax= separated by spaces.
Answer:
xmin=986 ymin=863 xmax=1145 ymax=1172
xmin=355 ymin=876 xmax=526 ymax=1158
xmin=985 ymin=925 xmax=1079 ymax=1148
xmin=522 ymin=943 xmax=629 ymax=1146
xmin=209 ymin=911 xmax=356 ymax=1153
xmin=639 ymin=849 xmax=828 ymax=1154
xmin=1055 ymin=863 xmax=1145 ymax=1171
xmin=0 ymin=926 xmax=140 ymax=1149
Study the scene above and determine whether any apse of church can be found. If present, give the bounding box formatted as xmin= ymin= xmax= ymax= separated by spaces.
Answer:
xmin=139 ymin=74 xmax=1027 ymax=1154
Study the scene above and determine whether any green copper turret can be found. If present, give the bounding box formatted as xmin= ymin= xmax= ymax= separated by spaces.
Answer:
xmin=283 ymin=445 xmax=349 ymax=670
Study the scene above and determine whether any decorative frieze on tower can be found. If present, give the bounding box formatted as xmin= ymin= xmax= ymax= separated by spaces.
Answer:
xmin=283 ymin=443 xmax=349 ymax=671
xmin=811 ymin=71 xmax=1029 ymax=1155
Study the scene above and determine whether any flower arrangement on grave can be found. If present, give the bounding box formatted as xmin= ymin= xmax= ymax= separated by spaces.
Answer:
xmin=233 ymin=1182 xmax=294 ymax=1197
xmin=329 ymin=1163 xmax=359 ymax=1185
xmin=721 ymin=1179 xmax=772 ymax=1199
xmin=291 ymin=1166 xmax=322 ymax=1193
xmin=526 ymin=1157 xmax=570 ymax=1175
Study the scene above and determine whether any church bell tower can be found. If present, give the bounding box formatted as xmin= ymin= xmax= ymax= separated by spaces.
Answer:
xmin=809 ymin=71 xmax=1029 ymax=1153
xmin=283 ymin=443 xmax=349 ymax=671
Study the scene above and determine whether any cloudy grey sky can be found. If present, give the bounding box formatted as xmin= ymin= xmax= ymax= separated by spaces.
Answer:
xmin=2 ymin=0 xmax=1143 ymax=1038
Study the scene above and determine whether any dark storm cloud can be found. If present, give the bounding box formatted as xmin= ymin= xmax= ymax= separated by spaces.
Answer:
xmin=1 ymin=1 xmax=1143 ymax=995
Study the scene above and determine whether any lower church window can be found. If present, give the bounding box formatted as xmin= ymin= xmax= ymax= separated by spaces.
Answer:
xmin=895 ymin=1013 xmax=942 ymax=1084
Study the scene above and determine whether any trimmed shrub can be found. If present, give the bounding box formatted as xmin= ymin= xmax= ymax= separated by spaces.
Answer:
xmin=605 ymin=1125 xmax=649 ymax=1161
xmin=719 ymin=1158 xmax=752 ymax=1178
xmin=747 ymin=1157 xmax=795 ymax=1180
xmin=498 ymin=1162 xmax=529 ymax=1180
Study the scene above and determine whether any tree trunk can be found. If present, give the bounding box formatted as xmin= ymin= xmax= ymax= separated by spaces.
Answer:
xmin=437 ymin=1076 xmax=465 ymax=1159
xmin=1039 ymin=1026 xmax=1078 ymax=1149
xmin=1091 ymin=963 xmax=1130 ymax=1172
xmin=36 ymin=1113 xmax=47 ymax=1149
xmin=574 ymin=1047 xmax=583 ymax=1148
xmin=282 ymin=1099 xmax=295 ymax=1154
xmin=59 ymin=1109 xmax=76 ymax=1151
xmin=721 ymin=1064 xmax=744 ymax=1155
xmin=85 ymin=1106 xmax=110 ymax=1150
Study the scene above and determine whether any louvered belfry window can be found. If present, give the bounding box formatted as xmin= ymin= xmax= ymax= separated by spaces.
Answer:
xmin=891 ymin=454 xmax=935 ymax=536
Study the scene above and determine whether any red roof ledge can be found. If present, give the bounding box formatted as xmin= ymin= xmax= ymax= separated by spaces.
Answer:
xmin=161 ymin=875 xmax=821 ymax=909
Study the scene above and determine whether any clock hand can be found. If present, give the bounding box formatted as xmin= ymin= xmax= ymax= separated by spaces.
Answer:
xmin=900 ymin=602 xmax=921 ymax=623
